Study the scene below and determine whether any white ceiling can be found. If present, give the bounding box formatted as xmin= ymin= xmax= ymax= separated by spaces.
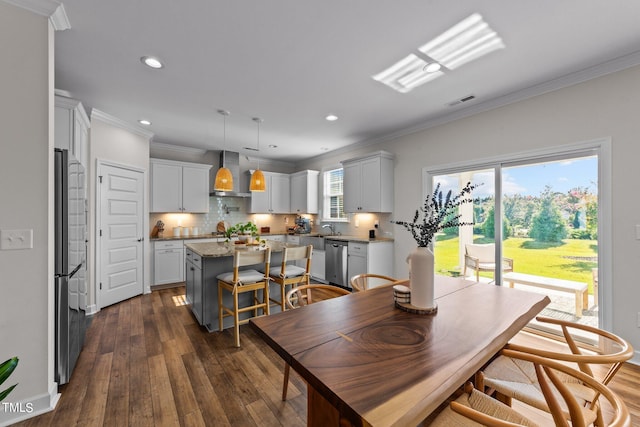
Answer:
xmin=55 ymin=0 xmax=640 ymax=162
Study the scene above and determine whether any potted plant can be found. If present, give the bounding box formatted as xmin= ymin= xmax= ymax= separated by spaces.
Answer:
xmin=392 ymin=182 xmax=477 ymax=309
xmin=233 ymin=221 xmax=259 ymax=243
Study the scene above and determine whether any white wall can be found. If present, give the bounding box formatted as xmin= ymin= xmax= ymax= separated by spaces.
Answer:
xmin=88 ymin=114 xmax=151 ymax=306
xmin=0 ymin=2 xmax=57 ymax=424
xmin=299 ymin=65 xmax=640 ymax=362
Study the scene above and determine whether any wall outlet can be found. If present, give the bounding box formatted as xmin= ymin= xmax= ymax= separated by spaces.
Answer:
xmin=0 ymin=229 xmax=33 ymax=250
xmin=354 ymin=218 xmax=359 ymax=227
xmin=284 ymin=217 xmax=289 ymax=224
xmin=374 ymin=220 xmax=379 ymax=228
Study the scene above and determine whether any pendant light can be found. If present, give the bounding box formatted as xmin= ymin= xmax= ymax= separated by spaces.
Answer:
xmin=249 ymin=117 xmax=266 ymax=192
xmin=213 ymin=109 xmax=233 ymax=192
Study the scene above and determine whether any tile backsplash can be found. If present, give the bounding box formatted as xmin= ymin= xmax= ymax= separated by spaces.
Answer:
xmin=150 ymin=197 xmax=315 ymax=237
xmin=150 ymin=197 xmax=394 ymax=239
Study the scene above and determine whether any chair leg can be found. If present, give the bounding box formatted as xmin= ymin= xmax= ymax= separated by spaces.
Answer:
xmin=475 ymin=371 xmax=485 ymax=393
xmin=281 ymin=283 xmax=286 ymax=311
xmin=233 ymin=291 xmax=240 ymax=348
xmin=264 ymin=283 xmax=269 ymax=316
xmin=282 ymin=363 xmax=290 ymax=401
xmin=218 ymin=284 xmax=224 ymax=332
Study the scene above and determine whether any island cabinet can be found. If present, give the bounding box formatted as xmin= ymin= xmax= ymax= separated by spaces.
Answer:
xmin=246 ymin=171 xmax=291 ymax=213
xmin=341 ymin=151 xmax=394 ymax=213
xmin=290 ymin=170 xmax=319 ymax=214
xmin=150 ymin=159 xmax=211 ymax=213
xmin=184 ymin=242 xmax=290 ymax=332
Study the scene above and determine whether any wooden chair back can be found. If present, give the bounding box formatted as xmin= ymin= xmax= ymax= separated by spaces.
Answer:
xmin=452 ymin=350 xmax=630 ymax=427
xmin=285 ymin=284 xmax=350 ymax=309
xmin=350 ymin=273 xmax=398 ymax=292
xmin=277 ymin=245 xmax=313 ymax=278
xmin=230 ymin=248 xmax=271 ymax=284
xmin=507 ymin=316 xmax=634 ymax=385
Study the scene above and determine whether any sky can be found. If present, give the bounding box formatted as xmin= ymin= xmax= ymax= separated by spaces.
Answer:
xmin=435 ymin=155 xmax=597 ymax=198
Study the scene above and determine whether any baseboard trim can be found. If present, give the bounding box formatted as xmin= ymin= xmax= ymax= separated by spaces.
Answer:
xmin=86 ymin=304 xmax=98 ymax=315
xmin=151 ymin=282 xmax=185 ymax=291
xmin=0 ymin=383 xmax=59 ymax=426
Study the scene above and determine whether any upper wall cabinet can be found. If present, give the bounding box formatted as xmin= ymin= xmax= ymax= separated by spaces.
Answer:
xmin=341 ymin=151 xmax=394 ymax=213
xmin=150 ymin=159 xmax=212 ymax=213
xmin=247 ymin=171 xmax=291 ymax=214
xmin=290 ymin=170 xmax=319 ymax=214
xmin=55 ymin=94 xmax=90 ymax=169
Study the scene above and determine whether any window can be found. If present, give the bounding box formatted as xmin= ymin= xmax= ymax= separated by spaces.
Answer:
xmin=323 ymin=167 xmax=346 ymax=221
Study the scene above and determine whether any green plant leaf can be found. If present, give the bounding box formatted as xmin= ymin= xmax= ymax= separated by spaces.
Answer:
xmin=0 ymin=357 xmax=18 ymax=402
xmin=0 ymin=384 xmax=17 ymax=401
xmin=0 ymin=357 xmax=18 ymax=386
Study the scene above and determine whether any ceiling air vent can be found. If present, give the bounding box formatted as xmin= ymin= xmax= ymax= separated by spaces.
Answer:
xmin=448 ymin=94 xmax=476 ymax=107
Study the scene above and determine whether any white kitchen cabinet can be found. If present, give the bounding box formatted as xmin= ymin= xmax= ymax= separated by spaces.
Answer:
xmin=150 ymin=159 xmax=211 ymax=213
xmin=290 ymin=170 xmax=319 ymax=214
xmin=310 ymin=249 xmax=326 ymax=281
xmin=341 ymin=151 xmax=394 ymax=213
xmin=347 ymin=241 xmax=394 ymax=285
xmin=55 ymin=94 xmax=90 ymax=169
xmin=247 ymin=171 xmax=291 ymax=213
xmin=153 ymin=240 xmax=185 ymax=285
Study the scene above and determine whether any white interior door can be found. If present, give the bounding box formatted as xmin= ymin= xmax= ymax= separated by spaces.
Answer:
xmin=99 ymin=163 xmax=144 ymax=308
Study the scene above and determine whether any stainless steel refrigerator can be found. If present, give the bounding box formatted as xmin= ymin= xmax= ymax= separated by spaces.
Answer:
xmin=54 ymin=149 xmax=88 ymax=385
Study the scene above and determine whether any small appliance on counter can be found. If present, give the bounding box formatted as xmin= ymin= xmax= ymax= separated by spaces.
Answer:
xmin=294 ymin=217 xmax=311 ymax=234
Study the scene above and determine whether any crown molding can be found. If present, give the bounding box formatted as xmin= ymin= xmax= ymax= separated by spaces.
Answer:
xmin=49 ymin=2 xmax=69 ymax=30
xmin=150 ymin=141 xmax=207 ymax=156
xmin=2 ymin=0 xmax=70 ymax=30
xmin=91 ymin=109 xmax=154 ymax=140
xmin=55 ymin=93 xmax=90 ymax=129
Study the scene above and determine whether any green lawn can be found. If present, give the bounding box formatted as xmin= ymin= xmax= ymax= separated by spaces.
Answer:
xmin=434 ymin=235 xmax=598 ymax=293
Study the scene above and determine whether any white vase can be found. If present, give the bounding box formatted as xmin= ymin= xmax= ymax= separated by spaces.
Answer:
xmin=406 ymin=246 xmax=435 ymax=309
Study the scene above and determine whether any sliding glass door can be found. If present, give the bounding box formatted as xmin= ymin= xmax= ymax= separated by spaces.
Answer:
xmin=431 ymin=149 xmax=600 ymax=333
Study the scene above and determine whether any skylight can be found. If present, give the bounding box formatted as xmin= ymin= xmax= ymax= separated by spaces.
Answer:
xmin=372 ymin=13 xmax=504 ymax=93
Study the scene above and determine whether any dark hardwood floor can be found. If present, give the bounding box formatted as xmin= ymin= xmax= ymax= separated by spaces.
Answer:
xmin=15 ymin=286 xmax=640 ymax=426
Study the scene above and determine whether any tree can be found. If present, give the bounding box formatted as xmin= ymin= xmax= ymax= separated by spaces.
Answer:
xmin=529 ymin=186 xmax=567 ymax=242
xmin=482 ymin=205 xmax=511 ymax=239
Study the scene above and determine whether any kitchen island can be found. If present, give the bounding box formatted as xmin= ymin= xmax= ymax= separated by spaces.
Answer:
xmin=184 ymin=240 xmax=298 ymax=332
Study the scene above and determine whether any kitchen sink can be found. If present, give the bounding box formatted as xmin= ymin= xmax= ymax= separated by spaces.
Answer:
xmin=299 ymin=235 xmax=324 ymax=251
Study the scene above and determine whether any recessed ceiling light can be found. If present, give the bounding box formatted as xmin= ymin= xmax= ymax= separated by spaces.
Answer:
xmin=268 ymin=144 xmax=278 ymax=148
xmin=138 ymin=119 xmax=152 ymax=126
xmin=140 ymin=56 xmax=164 ymax=69
xmin=325 ymin=114 xmax=338 ymax=121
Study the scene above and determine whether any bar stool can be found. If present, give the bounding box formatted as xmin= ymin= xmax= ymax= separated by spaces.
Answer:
xmin=217 ymin=247 xmax=271 ymax=347
xmin=269 ymin=244 xmax=313 ymax=311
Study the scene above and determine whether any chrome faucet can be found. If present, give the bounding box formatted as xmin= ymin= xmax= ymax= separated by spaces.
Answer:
xmin=322 ymin=224 xmax=335 ymax=235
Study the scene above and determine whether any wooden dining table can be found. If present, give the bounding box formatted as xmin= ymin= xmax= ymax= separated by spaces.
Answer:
xmin=250 ymin=276 xmax=550 ymax=427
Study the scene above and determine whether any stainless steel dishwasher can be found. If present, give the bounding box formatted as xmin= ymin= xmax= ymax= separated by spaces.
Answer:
xmin=325 ymin=239 xmax=348 ymax=288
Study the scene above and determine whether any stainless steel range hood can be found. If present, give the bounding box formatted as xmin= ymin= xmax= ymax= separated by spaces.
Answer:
xmin=210 ymin=150 xmax=251 ymax=198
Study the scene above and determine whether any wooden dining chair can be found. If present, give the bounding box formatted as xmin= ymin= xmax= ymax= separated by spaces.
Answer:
xmin=350 ymin=273 xmax=398 ymax=292
xmin=475 ymin=316 xmax=633 ymax=426
xmin=268 ymin=244 xmax=313 ymax=311
xmin=217 ymin=247 xmax=271 ymax=348
xmin=281 ymin=284 xmax=351 ymax=400
xmin=431 ymin=349 xmax=630 ymax=427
